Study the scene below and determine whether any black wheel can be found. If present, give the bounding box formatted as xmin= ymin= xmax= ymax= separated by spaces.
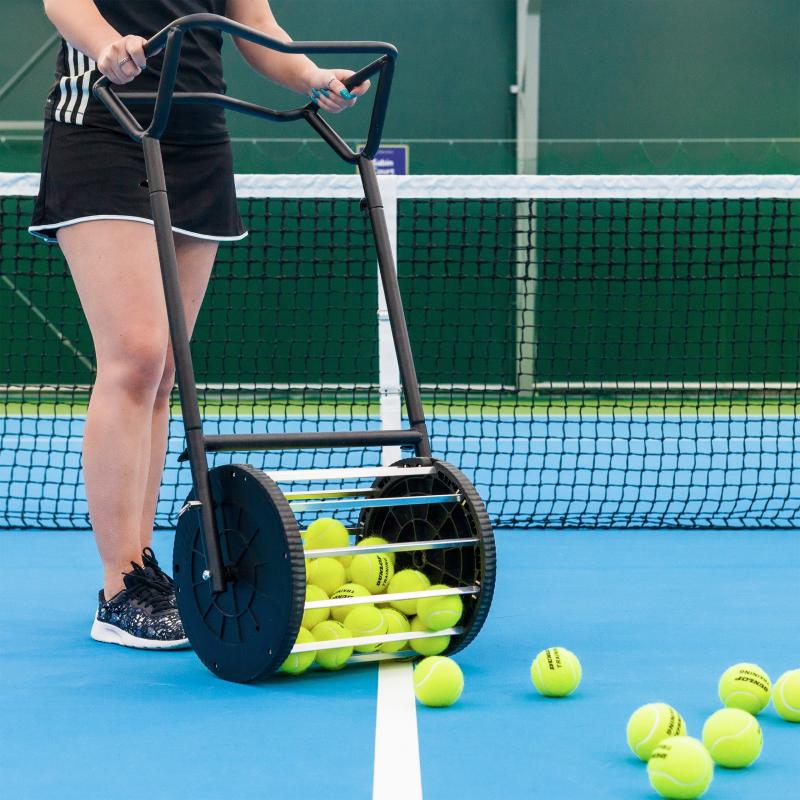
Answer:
xmin=173 ymin=464 xmax=305 ymax=682
xmin=358 ymin=457 xmax=495 ymax=655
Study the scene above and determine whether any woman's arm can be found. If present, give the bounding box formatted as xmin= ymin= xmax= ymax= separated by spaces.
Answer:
xmin=226 ymin=0 xmax=370 ymax=113
xmin=43 ymin=0 xmax=146 ymax=84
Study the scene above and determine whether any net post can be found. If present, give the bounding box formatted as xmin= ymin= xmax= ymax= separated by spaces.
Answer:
xmin=377 ymin=175 xmax=403 ymax=465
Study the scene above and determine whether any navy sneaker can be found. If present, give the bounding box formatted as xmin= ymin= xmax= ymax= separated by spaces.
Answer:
xmin=141 ymin=546 xmax=177 ymax=606
xmin=91 ymin=561 xmax=189 ymax=650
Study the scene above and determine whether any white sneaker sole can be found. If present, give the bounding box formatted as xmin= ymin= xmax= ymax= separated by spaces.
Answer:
xmin=91 ymin=618 xmax=191 ymax=650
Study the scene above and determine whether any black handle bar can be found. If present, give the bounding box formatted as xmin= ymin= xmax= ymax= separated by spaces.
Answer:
xmin=92 ymin=13 xmax=397 ymax=162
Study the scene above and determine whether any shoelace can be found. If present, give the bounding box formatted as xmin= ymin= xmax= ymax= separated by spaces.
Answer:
xmin=123 ymin=562 xmax=175 ymax=615
xmin=141 ymin=547 xmax=175 ymax=590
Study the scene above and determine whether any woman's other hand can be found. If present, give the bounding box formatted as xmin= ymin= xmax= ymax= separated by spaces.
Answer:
xmin=96 ymin=35 xmax=147 ymax=85
xmin=304 ymin=68 xmax=371 ymax=113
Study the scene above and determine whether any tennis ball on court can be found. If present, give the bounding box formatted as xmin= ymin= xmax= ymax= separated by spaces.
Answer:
xmin=301 ymin=584 xmax=330 ymax=630
xmin=379 ymin=608 xmax=411 ymax=653
xmin=702 ymin=708 xmax=762 ymax=768
xmin=647 ymin=736 xmax=714 ymax=799
xmin=280 ymin=626 xmax=316 ymax=675
xmin=413 ymin=656 xmax=464 ymax=707
xmin=349 ymin=553 xmax=394 ymax=594
xmin=304 ymin=517 xmax=350 ymax=551
xmin=311 ymin=620 xmax=353 ymax=670
xmin=718 ymin=663 xmax=771 ymax=715
xmin=409 ymin=615 xmax=450 ymax=656
xmin=626 ymin=703 xmax=687 ymax=761
xmin=772 ymin=669 xmax=800 ymax=722
xmin=416 ymin=584 xmax=463 ymax=631
xmin=387 ymin=569 xmax=431 ymax=615
xmin=357 ymin=535 xmax=396 ymax=565
xmin=530 ymin=647 xmax=582 ymax=697
xmin=330 ymin=583 xmax=373 ymax=623
xmin=344 ymin=605 xmax=388 ymax=652
xmin=306 ymin=557 xmax=347 ymax=596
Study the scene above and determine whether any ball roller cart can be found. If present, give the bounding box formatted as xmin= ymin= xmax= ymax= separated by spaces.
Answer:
xmin=94 ymin=13 xmax=495 ymax=683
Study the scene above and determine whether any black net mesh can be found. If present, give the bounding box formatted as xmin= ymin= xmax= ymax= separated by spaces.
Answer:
xmin=2 ymin=185 xmax=800 ymax=529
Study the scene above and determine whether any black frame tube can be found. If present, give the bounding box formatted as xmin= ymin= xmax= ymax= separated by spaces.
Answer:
xmin=92 ymin=14 xmax=429 ymax=589
xmin=142 ymin=137 xmax=226 ymax=593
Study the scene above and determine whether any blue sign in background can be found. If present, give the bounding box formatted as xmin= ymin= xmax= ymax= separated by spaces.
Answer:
xmin=371 ymin=145 xmax=410 ymax=175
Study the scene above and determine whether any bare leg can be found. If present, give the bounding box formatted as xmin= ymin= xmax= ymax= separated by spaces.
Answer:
xmin=57 ymin=220 xmax=191 ymax=598
xmin=139 ymin=234 xmax=217 ymax=550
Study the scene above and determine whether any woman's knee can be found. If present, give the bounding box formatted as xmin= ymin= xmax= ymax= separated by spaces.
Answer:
xmin=154 ymin=360 xmax=176 ymax=407
xmin=97 ymin=333 xmax=169 ymax=400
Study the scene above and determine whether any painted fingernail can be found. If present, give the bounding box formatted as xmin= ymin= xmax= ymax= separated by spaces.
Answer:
xmin=310 ymin=88 xmax=320 ymax=98
xmin=321 ymin=88 xmax=330 ymax=97
xmin=339 ymin=89 xmax=356 ymax=100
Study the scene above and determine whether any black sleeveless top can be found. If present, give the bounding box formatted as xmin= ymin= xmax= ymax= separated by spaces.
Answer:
xmin=44 ymin=0 xmax=229 ymax=144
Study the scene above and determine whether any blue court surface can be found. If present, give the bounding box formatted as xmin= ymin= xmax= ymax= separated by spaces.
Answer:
xmin=2 ymin=527 xmax=798 ymax=799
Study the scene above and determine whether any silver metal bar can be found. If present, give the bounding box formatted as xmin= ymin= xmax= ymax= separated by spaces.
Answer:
xmin=268 ymin=465 xmax=435 ymax=483
xmin=289 ymin=492 xmax=459 ymax=513
xmin=304 ymin=537 xmax=480 ymax=559
xmin=291 ymin=625 xmax=464 ymax=654
xmin=284 ymin=487 xmax=377 ymax=500
xmin=304 ymin=584 xmax=480 ymax=610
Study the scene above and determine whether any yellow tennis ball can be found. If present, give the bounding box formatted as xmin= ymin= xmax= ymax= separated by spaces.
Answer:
xmin=701 ymin=708 xmax=762 ymax=768
xmin=279 ymin=626 xmax=316 ymax=675
xmin=379 ymin=608 xmax=411 ymax=653
xmin=772 ymin=669 xmax=800 ymax=722
xmin=306 ymin=557 xmax=347 ymax=596
xmin=357 ymin=535 xmax=396 ymax=565
xmin=304 ymin=517 xmax=350 ymax=551
xmin=530 ymin=647 xmax=582 ymax=697
xmin=344 ymin=605 xmax=388 ymax=653
xmin=626 ymin=703 xmax=687 ymax=761
xmin=330 ymin=583 xmax=373 ymax=623
xmin=301 ymin=584 xmax=330 ymax=630
xmin=409 ymin=615 xmax=450 ymax=656
xmin=413 ymin=656 xmax=464 ymax=707
xmin=416 ymin=584 xmax=463 ymax=631
xmin=349 ymin=553 xmax=394 ymax=594
xmin=647 ymin=736 xmax=714 ymax=799
xmin=718 ymin=663 xmax=771 ymax=715
xmin=311 ymin=620 xmax=353 ymax=670
xmin=387 ymin=569 xmax=431 ymax=615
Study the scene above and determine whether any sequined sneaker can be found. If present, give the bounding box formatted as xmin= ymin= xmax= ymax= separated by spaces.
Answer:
xmin=91 ymin=561 xmax=189 ymax=650
xmin=141 ymin=546 xmax=177 ymax=606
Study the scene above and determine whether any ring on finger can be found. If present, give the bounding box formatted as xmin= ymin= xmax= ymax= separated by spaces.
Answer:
xmin=326 ymin=76 xmax=336 ymax=89
xmin=118 ymin=56 xmax=132 ymax=67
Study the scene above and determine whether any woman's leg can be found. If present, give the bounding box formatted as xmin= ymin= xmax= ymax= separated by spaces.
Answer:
xmin=57 ymin=220 xmax=177 ymax=598
xmin=139 ymin=234 xmax=218 ymax=550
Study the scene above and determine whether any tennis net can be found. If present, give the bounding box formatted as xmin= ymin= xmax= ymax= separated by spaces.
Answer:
xmin=2 ymin=172 xmax=800 ymax=529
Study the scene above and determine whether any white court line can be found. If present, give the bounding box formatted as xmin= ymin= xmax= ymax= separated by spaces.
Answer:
xmin=373 ymin=661 xmax=422 ymax=800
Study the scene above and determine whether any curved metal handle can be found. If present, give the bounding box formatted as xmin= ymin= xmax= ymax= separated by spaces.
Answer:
xmin=93 ymin=12 xmax=397 ymax=161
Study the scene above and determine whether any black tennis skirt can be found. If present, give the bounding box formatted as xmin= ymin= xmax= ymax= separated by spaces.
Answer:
xmin=29 ymin=120 xmax=246 ymax=243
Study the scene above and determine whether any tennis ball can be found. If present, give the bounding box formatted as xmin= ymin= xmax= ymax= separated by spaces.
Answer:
xmin=387 ymin=569 xmax=431 ymax=615
xmin=304 ymin=517 xmax=350 ymax=551
xmin=344 ymin=605 xmax=388 ymax=652
xmin=702 ymin=708 xmax=762 ymax=768
xmin=357 ymin=535 xmax=396 ymax=565
xmin=530 ymin=647 xmax=582 ymax=697
xmin=416 ymin=584 xmax=463 ymax=631
xmin=413 ymin=656 xmax=464 ymax=707
xmin=379 ymin=608 xmax=411 ymax=653
xmin=626 ymin=703 xmax=687 ymax=761
xmin=279 ymin=626 xmax=316 ymax=675
xmin=718 ymin=663 xmax=771 ymax=715
xmin=306 ymin=557 xmax=347 ymax=596
xmin=409 ymin=615 xmax=450 ymax=656
xmin=311 ymin=620 xmax=353 ymax=670
xmin=330 ymin=583 xmax=373 ymax=623
xmin=301 ymin=584 xmax=330 ymax=630
xmin=349 ymin=553 xmax=394 ymax=594
xmin=772 ymin=669 xmax=800 ymax=722
xmin=647 ymin=736 xmax=714 ymax=800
